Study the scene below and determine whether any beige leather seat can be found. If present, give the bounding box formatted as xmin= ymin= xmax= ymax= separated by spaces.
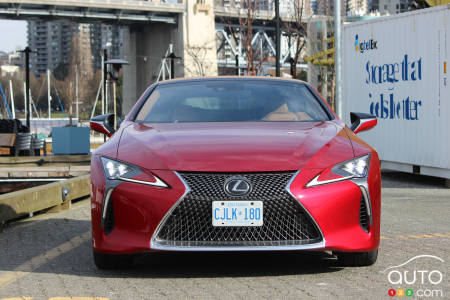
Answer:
xmin=263 ymin=103 xmax=313 ymax=121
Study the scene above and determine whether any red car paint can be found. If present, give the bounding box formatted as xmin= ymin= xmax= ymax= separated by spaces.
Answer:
xmin=89 ymin=121 xmax=112 ymax=137
xmin=90 ymin=77 xmax=380 ymax=254
xmin=354 ymin=118 xmax=378 ymax=135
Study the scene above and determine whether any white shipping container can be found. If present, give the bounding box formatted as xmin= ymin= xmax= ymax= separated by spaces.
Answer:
xmin=342 ymin=5 xmax=450 ymax=179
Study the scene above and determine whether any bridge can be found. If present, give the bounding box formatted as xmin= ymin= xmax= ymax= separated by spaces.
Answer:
xmin=0 ymin=0 xmax=184 ymax=23
xmin=0 ymin=0 xmax=308 ymax=114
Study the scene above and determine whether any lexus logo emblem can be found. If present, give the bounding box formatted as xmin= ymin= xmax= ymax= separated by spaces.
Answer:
xmin=224 ymin=176 xmax=252 ymax=196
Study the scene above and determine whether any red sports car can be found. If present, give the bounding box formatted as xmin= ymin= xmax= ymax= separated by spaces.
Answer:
xmin=90 ymin=77 xmax=380 ymax=269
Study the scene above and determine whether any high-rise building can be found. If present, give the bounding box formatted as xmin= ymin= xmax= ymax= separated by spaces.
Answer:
xmin=377 ymin=0 xmax=410 ymax=15
xmin=90 ymin=24 xmax=124 ymax=70
xmin=75 ymin=24 xmax=94 ymax=78
xmin=27 ymin=21 xmax=123 ymax=76
xmin=312 ymin=0 xmax=347 ymax=16
xmin=347 ymin=0 xmax=370 ymax=15
xmin=280 ymin=0 xmax=312 ymax=16
xmin=371 ymin=0 xmax=380 ymax=11
xmin=27 ymin=21 xmax=76 ymax=75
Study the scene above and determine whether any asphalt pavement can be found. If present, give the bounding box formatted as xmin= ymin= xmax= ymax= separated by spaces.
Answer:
xmin=0 ymin=171 xmax=448 ymax=300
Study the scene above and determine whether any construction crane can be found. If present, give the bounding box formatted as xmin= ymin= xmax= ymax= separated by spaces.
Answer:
xmin=424 ymin=0 xmax=450 ymax=6
xmin=304 ymin=37 xmax=334 ymax=66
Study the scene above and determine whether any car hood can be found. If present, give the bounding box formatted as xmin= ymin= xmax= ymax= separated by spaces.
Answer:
xmin=117 ymin=121 xmax=356 ymax=172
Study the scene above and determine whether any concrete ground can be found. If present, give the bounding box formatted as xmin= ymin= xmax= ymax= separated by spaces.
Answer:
xmin=0 ymin=171 xmax=448 ymax=300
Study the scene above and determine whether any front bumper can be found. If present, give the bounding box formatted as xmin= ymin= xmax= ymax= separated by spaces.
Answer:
xmin=91 ymin=157 xmax=380 ymax=254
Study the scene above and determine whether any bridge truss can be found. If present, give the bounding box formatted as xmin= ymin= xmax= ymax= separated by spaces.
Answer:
xmin=215 ymin=22 xmax=307 ymax=75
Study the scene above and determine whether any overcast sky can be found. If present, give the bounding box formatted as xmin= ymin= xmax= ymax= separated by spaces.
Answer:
xmin=0 ymin=20 xmax=27 ymax=52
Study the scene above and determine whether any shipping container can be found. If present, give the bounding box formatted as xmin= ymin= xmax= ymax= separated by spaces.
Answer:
xmin=342 ymin=5 xmax=450 ymax=180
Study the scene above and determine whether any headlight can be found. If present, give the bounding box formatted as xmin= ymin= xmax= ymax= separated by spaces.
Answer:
xmin=306 ymin=154 xmax=371 ymax=187
xmin=100 ymin=156 xmax=168 ymax=188
xmin=101 ymin=157 xmax=137 ymax=180
xmin=331 ymin=154 xmax=370 ymax=178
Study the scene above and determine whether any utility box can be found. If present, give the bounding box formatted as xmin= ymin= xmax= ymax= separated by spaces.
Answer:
xmin=342 ymin=5 xmax=450 ymax=179
xmin=52 ymin=127 xmax=90 ymax=155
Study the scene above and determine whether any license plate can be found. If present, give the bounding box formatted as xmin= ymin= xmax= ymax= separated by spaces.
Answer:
xmin=212 ymin=201 xmax=263 ymax=226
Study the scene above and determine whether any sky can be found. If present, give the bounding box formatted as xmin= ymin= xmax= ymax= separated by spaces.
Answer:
xmin=0 ymin=20 xmax=27 ymax=53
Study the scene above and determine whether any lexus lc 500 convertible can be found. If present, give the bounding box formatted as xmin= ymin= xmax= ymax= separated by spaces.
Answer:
xmin=90 ymin=77 xmax=380 ymax=269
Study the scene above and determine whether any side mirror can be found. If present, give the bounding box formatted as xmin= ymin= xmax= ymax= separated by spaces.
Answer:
xmin=350 ymin=112 xmax=377 ymax=134
xmin=90 ymin=113 xmax=118 ymax=137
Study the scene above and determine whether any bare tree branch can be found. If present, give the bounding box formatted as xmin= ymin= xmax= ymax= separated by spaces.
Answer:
xmin=283 ymin=0 xmax=310 ymax=78
xmin=219 ymin=0 xmax=267 ymax=76
xmin=185 ymin=43 xmax=215 ymax=77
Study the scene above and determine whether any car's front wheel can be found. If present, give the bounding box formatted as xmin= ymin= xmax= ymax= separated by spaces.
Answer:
xmin=334 ymin=249 xmax=378 ymax=267
xmin=93 ymin=250 xmax=134 ymax=269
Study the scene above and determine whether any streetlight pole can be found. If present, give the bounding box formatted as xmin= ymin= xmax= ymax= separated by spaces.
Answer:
xmin=47 ymin=69 xmax=51 ymax=119
xmin=20 ymin=47 xmax=32 ymax=132
xmin=275 ymin=0 xmax=281 ymax=77
xmin=102 ymin=49 xmax=107 ymax=115
xmin=334 ymin=0 xmax=342 ymax=117
xmin=101 ymin=49 xmax=107 ymax=142
xmin=75 ymin=64 xmax=79 ymax=121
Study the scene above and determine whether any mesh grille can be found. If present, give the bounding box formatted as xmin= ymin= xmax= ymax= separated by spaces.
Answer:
xmin=359 ymin=195 xmax=369 ymax=232
xmin=155 ymin=172 xmax=322 ymax=247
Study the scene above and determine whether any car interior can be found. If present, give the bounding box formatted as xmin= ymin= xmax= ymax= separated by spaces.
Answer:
xmin=135 ymin=81 xmax=330 ymax=123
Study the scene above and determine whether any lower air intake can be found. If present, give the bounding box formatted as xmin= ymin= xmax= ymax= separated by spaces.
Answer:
xmin=359 ymin=195 xmax=370 ymax=232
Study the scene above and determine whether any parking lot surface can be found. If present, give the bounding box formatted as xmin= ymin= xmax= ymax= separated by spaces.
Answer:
xmin=0 ymin=171 xmax=449 ymax=300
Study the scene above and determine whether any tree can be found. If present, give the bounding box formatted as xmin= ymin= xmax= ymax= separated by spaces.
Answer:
xmin=51 ymin=31 xmax=100 ymax=120
xmin=185 ymin=42 xmax=216 ymax=77
xmin=0 ymin=72 xmax=24 ymax=114
xmin=284 ymin=0 xmax=309 ymax=78
xmin=240 ymin=0 xmax=260 ymax=75
xmin=53 ymin=62 xmax=69 ymax=80
xmin=220 ymin=0 xmax=268 ymax=76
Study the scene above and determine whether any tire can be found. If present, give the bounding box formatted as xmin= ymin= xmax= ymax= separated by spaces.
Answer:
xmin=93 ymin=250 xmax=134 ymax=270
xmin=334 ymin=249 xmax=378 ymax=267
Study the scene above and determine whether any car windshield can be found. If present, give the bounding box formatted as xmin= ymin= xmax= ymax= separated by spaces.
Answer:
xmin=135 ymin=80 xmax=331 ymax=123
